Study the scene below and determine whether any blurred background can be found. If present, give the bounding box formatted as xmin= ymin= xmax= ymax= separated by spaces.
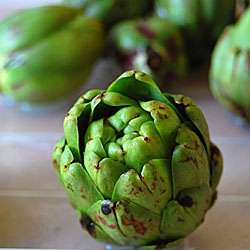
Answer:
xmin=0 ymin=1 xmax=250 ymax=249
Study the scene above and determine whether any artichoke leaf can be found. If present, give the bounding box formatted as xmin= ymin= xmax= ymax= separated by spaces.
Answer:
xmin=84 ymin=141 xmax=129 ymax=198
xmin=161 ymin=184 xmax=212 ymax=239
xmin=107 ymin=70 xmax=161 ymax=100
xmin=172 ymin=123 xmax=210 ymax=197
xmin=125 ymin=110 xmax=152 ymax=134
xmin=88 ymin=200 xmax=128 ymax=245
xmin=107 ymin=70 xmax=184 ymax=120
xmin=87 ymin=156 xmax=129 ymax=198
xmin=60 ymin=146 xmax=103 ymax=211
xmin=83 ymin=151 xmax=100 ymax=183
xmin=101 ymin=122 xmax=117 ymax=144
xmin=140 ymin=100 xmax=181 ymax=157
xmin=82 ymin=89 xmax=104 ymax=102
xmin=63 ymin=112 xmax=81 ymax=162
xmin=78 ymin=211 xmax=116 ymax=244
xmin=209 ymin=142 xmax=223 ymax=192
xmin=124 ymin=121 xmax=166 ymax=173
xmin=185 ymin=105 xmax=210 ymax=156
xmin=97 ymin=158 xmax=128 ymax=198
xmin=84 ymin=118 xmax=117 ymax=151
xmin=101 ymin=91 xmax=138 ymax=107
xmin=107 ymin=106 xmax=147 ymax=133
xmin=104 ymin=141 xmax=124 ymax=163
xmin=88 ymin=198 xmax=162 ymax=246
xmin=59 ymin=144 xmax=74 ymax=170
xmin=111 ymin=106 xmax=144 ymax=126
xmin=84 ymin=119 xmax=106 ymax=145
xmin=115 ymin=199 xmax=162 ymax=247
xmin=112 ymin=158 xmax=172 ymax=214
xmin=85 ymin=137 xmax=107 ymax=159
xmin=64 ymin=102 xmax=91 ymax=162
xmin=52 ymin=136 xmax=66 ymax=183
xmin=170 ymin=94 xmax=210 ymax=155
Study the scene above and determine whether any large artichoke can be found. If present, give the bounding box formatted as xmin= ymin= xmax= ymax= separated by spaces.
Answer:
xmin=53 ymin=70 xmax=222 ymax=248
xmin=0 ymin=5 xmax=105 ymax=105
xmin=108 ymin=16 xmax=187 ymax=85
xmin=209 ymin=6 xmax=250 ymax=125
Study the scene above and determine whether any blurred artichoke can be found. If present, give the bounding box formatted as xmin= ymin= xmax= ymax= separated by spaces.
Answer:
xmin=53 ymin=70 xmax=222 ymax=248
xmin=209 ymin=6 xmax=250 ymax=125
xmin=108 ymin=16 xmax=187 ymax=84
xmin=0 ymin=5 xmax=105 ymax=105
xmin=154 ymin=0 xmax=235 ymax=66
xmin=63 ymin=0 xmax=154 ymax=28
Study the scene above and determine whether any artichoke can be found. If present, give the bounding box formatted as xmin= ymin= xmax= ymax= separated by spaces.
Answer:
xmin=0 ymin=5 xmax=105 ymax=105
xmin=209 ymin=6 xmax=250 ymax=125
xmin=53 ymin=70 xmax=222 ymax=248
xmin=108 ymin=16 xmax=187 ymax=84
xmin=62 ymin=0 xmax=154 ymax=29
xmin=154 ymin=0 xmax=235 ymax=66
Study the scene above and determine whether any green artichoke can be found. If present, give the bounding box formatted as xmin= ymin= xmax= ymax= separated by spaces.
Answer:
xmin=63 ymin=0 xmax=154 ymax=29
xmin=53 ymin=70 xmax=222 ymax=248
xmin=209 ymin=6 xmax=250 ymax=125
xmin=108 ymin=16 xmax=187 ymax=84
xmin=154 ymin=0 xmax=235 ymax=66
xmin=0 ymin=5 xmax=105 ymax=104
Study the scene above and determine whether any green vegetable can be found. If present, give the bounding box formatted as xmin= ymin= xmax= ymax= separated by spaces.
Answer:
xmin=53 ymin=70 xmax=222 ymax=248
xmin=209 ymin=6 xmax=250 ymax=125
xmin=154 ymin=0 xmax=235 ymax=66
xmin=108 ymin=16 xmax=187 ymax=85
xmin=0 ymin=5 xmax=105 ymax=104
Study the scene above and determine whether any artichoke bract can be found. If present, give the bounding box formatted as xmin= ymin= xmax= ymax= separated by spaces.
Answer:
xmin=0 ymin=5 xmax=105 ymax=105
xmin=209 ymin=6 xmax=250 ymax=125
xmin=63 ymin=0 xmax=154 ymax=29
xmin=154 ymin=0 xmax=235 ymax=66
xmin=53 ymin=70 xmax=222 ymax=248
xmin=108 ymin=16 xmax=187 ymax=85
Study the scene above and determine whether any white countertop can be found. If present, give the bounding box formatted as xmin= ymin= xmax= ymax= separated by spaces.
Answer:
xmin=1 ymin=4 xmax=250 ymax=250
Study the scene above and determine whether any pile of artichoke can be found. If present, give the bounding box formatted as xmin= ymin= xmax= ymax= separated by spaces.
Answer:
xmin=0 ymin=0 xmax=236 ymax=106
xmin=64 ymin=0 xmax=235 ymax=67
xmin=209 ymin=5 xmax=250 ymax=125
xmin=63 ymin=0 xmax=154 ymax=28
xmin=53 ymin=70 xmax=223 ymax=249
xmin=154 ymin=0 xmax=235 ymax=65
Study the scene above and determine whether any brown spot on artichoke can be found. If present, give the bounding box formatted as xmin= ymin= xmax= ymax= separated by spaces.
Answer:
xmin=178 ymin=195 xmax=194 ymax=208
xmin=80 ymin=214 xmax=97 ymax=238
xmin=121 ymin=215 xmax=147 ymax=235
